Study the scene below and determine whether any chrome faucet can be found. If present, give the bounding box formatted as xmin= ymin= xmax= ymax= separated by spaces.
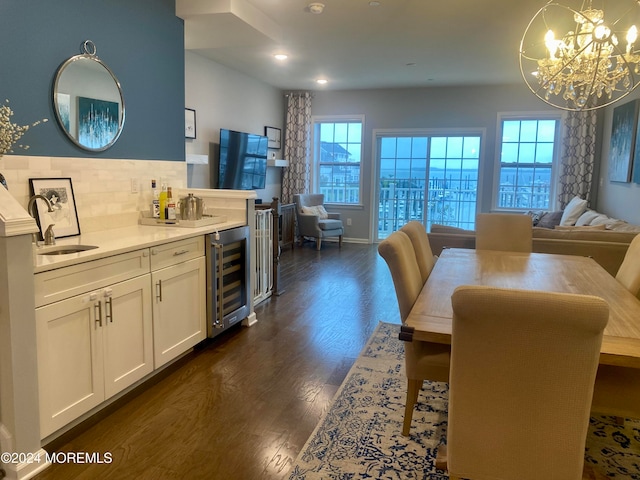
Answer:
xmin=28 ymin=194 xmax=56 ymax=246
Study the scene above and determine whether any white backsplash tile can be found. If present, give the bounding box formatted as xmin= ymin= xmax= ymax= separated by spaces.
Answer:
xmin=0 ymin=155 xmax=187 ymax=233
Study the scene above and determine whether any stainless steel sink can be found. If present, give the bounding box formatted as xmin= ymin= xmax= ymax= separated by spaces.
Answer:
xmin=37 ymin=245 xmax=98 ymax=255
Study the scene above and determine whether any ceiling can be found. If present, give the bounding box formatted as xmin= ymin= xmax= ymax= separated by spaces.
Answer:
xmin=176 ymin=0 xmax=548 ymax=92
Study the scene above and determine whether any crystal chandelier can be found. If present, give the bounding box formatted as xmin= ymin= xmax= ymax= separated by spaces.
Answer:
xmin=519 ymin=0 xmax=640 ymax=111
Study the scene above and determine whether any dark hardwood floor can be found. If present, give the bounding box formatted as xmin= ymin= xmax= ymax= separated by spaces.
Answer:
xmin=34 ymin=242 xmax=400 ymax=480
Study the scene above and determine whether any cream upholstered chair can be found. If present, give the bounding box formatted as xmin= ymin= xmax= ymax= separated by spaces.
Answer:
xmin=400 ymin=221 xmax=437 ymax=284
xmin=475 ymin=213 xmax=533 ymax=252
xmin=438 ymin=285 xmax=609 ymax=480
xmin=378 ymin=230 xmax=450 ymax=436
xmin=293 ymin=194 xmax=344 ymax=250
xmin=615 ymin=232 xmax=640 ymax=299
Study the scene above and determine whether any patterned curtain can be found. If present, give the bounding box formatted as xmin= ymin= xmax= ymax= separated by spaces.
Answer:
xmin=557 ymin=109 xmax=598 ymax=209
xmin=282 ymin=92 xmax=312 ymax=204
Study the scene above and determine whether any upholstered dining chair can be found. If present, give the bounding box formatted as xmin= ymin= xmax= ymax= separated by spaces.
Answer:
xmin=615 ymin=232 xmax=640 ymax=299
xmin=437 ymin=285 xmax=609 ymax=480
xmin=293 ymin=194 xmax=344 ymax=250
xmin=378 ymin=230 xmax=450 ymax=436
xmin=400 ymin=221 xmax=437 ymax=284
xmin=475 ymin=213 xmax=533 ymax=252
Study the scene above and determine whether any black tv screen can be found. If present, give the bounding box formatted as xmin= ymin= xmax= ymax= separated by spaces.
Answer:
xmin=218 ymin=128 xmax=268 ymax=190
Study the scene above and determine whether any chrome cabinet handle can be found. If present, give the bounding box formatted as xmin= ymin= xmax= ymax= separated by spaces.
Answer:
xmin=95 ymin=301 xmax=102 ymax=327
xmin=105 ymin=297 xmax=113 ymax=323
xmin=156 ymin=280 xmax=162 ymax=302
xmin=173 ymin=249 xmax=189 ymax=256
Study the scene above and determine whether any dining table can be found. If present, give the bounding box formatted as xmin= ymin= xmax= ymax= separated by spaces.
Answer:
xmin=403 ymin=248 xmax=640 ymax=418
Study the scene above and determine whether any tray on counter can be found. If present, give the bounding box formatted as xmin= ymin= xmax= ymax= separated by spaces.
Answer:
xmin=139 ymin=213 xmax=227 ymax=228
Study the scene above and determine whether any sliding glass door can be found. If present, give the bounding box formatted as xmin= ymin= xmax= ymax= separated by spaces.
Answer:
xmin=376 ymin=132 xmax=481 ymax=241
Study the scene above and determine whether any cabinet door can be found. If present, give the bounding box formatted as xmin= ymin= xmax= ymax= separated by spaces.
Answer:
xmin=152 ymin=256 xmax=206 ymax=367
xmin=102 ymin=275 xmax=153 ymax=398
xmin=36 ymin=293 xmax=105 ymax=438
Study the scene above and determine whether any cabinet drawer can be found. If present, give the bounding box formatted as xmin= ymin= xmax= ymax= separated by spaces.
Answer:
xmin=150 ymin=236 xmax=205 ymax=271
xmin=35 ymin=249 xmax=151 ymax=308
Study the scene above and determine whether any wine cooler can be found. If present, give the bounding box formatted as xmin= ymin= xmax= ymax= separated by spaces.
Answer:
xmin=208 ymin=225 xmax=250 ymax=337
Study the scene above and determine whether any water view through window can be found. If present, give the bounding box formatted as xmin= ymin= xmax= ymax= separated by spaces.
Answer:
xmin=377 ymin=134 xmax=481 ymax=240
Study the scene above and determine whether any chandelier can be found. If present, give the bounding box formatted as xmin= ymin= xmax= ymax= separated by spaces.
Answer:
xmin=519 ymin=0 xmax=640 ymax=111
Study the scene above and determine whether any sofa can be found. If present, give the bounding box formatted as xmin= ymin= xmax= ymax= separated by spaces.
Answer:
xmin=427 ymin=200 xmax=640 ymax=277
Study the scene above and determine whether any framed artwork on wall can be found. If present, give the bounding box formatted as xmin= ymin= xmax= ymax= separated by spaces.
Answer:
xmin=185 ymin=108 xmax=196 ymax=139
xmin=265 ymin=126 xmax=281 ymax=149
xmin=609 ymin=100 xmax=638 ymax=183
xmin=28 ymin=177 xmax=80 ymax=239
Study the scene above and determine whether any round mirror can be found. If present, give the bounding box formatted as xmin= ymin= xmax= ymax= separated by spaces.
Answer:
xmin=53 ymin=41 xmax=125 ymax=151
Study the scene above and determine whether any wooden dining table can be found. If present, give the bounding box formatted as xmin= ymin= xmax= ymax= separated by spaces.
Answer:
xmin=405 ymin=248 xmax=640 ymax=366
xmin=403 ymin=248 xmax=640 ymax=418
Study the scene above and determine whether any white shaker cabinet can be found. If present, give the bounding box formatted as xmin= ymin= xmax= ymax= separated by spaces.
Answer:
xmin=34 ymin=235 xmax=208 ymax=439
xmin=150 ymin=237 xmax=207 ymax=368
xmin=35 ymin=249 xmax=153 ymax=438
xmin=36 ymin=274 xmax=153 ymax=438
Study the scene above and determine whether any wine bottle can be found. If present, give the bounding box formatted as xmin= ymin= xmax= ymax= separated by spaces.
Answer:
xmin=159 ymin=183 xmax=168 ymax=220
xmin=167 ymin=186 xmax=176 ymax=220
xmin=151 ymin=179 xmax=160 ymax=218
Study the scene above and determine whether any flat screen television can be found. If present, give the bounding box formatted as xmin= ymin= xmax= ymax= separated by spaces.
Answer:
xmin=217 ymin=128 xmax=268 ymax=190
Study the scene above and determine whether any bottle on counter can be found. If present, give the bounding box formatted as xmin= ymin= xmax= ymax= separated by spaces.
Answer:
xmin=166 ymin=186 xmax=176 ymax=221
xmin=151 ymin=179 xmax=160 ymax=218
xmin=159 ymin=183 xmax=168 ymax=220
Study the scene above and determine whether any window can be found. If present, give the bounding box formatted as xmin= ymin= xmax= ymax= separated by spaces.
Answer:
xmin=376 ymin=131 xmax=482 ymax=240
xmin=313 ymin=118 xmax=363 ymax=204
xmin=495 ymin=114 xmax=562 ymax=211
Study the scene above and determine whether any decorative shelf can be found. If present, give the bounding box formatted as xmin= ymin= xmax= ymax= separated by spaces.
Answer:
xmin=267 ymin=158 xmax=289 ymax=167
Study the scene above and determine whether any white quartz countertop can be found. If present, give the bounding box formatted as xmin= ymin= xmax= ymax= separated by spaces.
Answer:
xmin=33 ymin=220 xmax=246 ymax=273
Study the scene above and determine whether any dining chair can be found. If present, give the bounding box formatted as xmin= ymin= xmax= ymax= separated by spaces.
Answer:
xmin=400 ymin=221 xmax=437 ymax=284
xmin=615 ymin=233 xmax=640 ymax=299
xmin=475 ymin=213 xmax=533 ymax=252
xmin=437 ymin=285 xmax=609 ymax=480
xmin=378 ymin=230 xmax=450 ymax=436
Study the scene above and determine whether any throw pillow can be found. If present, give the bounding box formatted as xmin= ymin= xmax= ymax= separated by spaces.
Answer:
xmin=316 ymin=205 xmax=329 ymax=219
xmin=301 ymin=205 xmax=329 ymax=219
xmin=536 ymin=210 xmax=563 ymax=229
xmin=575 ymin=209 xmax=600 ymax=226
xmin=525 ymin=210 xmax=544 ymax=226
xmin=559 ymin=196 xmax=588 ymax=226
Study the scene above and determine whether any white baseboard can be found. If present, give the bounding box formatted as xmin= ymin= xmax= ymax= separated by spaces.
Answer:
xmin=1 ymin=448 xmax=50 ymax=480
xmin=243 ymin=311 xmax=258 ymax=327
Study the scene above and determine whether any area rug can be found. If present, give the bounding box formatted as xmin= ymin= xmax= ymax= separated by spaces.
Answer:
xmin=288 ymin=321 xmax=640 ymax=480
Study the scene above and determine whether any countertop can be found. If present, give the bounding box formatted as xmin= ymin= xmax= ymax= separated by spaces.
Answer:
xmin=33 ymin=219 xmax=246 ymax=273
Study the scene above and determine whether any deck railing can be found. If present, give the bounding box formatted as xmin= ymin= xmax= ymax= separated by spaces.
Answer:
xmin=321 ymin=179 xmax=550 ymax=238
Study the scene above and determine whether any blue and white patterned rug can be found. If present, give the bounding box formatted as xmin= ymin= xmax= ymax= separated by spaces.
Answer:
xmin=288 ymin=322 xmax=640 ymax=479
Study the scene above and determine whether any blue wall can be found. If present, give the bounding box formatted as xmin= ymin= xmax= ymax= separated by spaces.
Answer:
xmin=0 ymin=0 xmax=185 ymax=160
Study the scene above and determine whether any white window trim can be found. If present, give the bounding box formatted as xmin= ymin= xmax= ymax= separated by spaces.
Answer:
xmin=492 ymin=111 xmax=565 ymax=212
xmin=311 ymin=114 xmax=365 ymax=206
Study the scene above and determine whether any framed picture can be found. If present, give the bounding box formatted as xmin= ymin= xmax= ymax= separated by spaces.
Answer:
xmin=28 ymin=178 xmax=80 ymax=240
xmin=609 ymin=100 xmax=638 ymax=183
xmin=265 ymin=126 xmax=281 ymax=149
xmin=78 ymin=97 xmax=119 ymax=150
xmin=185 ymin=108 xmax=196 ymax=139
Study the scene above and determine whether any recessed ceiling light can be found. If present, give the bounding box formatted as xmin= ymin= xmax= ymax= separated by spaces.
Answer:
xmin=308 ymin=3 xmax=325 ymax=14
xmin=369 ymin=1 xmax=381 ymax=6
xmin=316 ymin=78 xmax=328 ymax=85
xmin=406 ymin=62 xmax=417 ymax=67
xmin=274 ymin=54 xmax=288 ymax=61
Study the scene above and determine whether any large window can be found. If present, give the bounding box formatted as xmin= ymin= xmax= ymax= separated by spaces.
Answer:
xmin=313 ymin=118 xmax=363 ymax=204
xmin=496 ymin=114 xmax=562 ymax=211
